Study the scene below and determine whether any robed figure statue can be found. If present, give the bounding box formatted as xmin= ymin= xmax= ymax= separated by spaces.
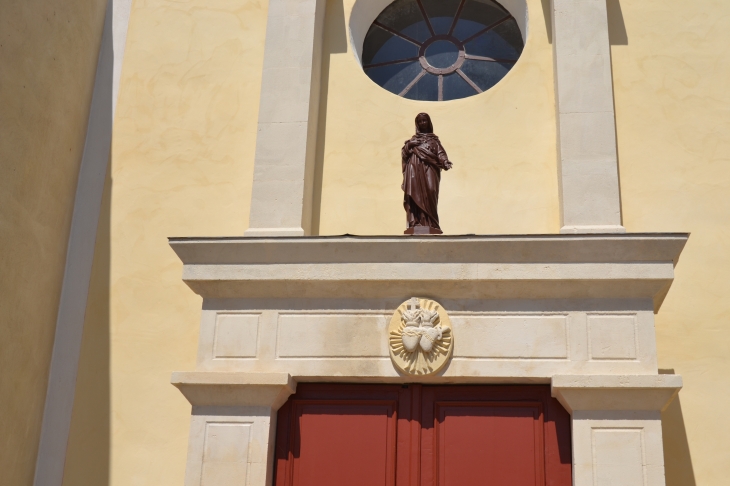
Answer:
xmin=402 ymin=113 xmax=453 ymax=235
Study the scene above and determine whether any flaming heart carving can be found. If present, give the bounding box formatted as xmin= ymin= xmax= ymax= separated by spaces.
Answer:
xmin=389 ymin=298 xmax=453 ymax=375
xmin=392 ymin=297 xmax=450 ymax=355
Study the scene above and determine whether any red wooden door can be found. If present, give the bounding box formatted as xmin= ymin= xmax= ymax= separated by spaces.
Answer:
xmin=420 ymin=386 xmax=570 ymax=486
xmin=274 ymin=385 xmax=571 ymax=486
xmin=274 ymin=385 xmax=413 ymax=486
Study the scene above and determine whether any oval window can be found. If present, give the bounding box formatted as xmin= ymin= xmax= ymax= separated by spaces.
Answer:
xmin=362 ymin=0 xmax=524 ymax=101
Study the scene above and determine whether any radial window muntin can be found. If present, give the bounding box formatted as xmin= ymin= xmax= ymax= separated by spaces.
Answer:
xmin=362 ymin=0 xmax=524 ymax=101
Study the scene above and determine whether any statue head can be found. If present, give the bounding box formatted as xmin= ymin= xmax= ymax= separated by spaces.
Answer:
xmin=415 ymin=113 xmax=433 ymax=134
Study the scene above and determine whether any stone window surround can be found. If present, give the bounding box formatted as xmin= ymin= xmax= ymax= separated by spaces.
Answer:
xmin=244 ymin=0 xmax=624 ymax=237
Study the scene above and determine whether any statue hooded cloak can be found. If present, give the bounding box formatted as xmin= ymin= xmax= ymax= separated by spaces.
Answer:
xmin=401 ymin=113 xmax=453 ymax=230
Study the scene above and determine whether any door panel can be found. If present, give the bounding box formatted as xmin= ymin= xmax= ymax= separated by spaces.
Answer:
xmin=274 ymin=384 xmax=571 ymax=486
xmin=434 ymin=402 xmax=543 ymax=486
xmin=274 ymin=385 xmax=413 ymax=486
xmin=292 ymin=401 xmax=397 ymax=486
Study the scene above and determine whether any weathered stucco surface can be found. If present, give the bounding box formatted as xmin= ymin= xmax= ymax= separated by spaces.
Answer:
xmin=0 ymin=1 xmax=107 ymax=484
xmin=611 ymin=1 xmax=730 ymax=485
xmin=76 ymin=1 xmax=269 ymax=485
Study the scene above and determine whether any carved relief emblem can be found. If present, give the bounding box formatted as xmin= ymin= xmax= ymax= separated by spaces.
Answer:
xmin=389 ymin=297 xmax=453 ymax=375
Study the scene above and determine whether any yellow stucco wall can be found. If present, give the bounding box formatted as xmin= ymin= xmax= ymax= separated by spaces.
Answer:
xmin=0 ymin=1 xmax=107 ymax=484
xmin=66 ymin=0 xmax=730 ymax=484
xmin=612 ymin=1 xmax=730 ymax=484
xmin=77 ymin=0 xmax=268 ymax=484
xmin=316 ymin=0 xmax=559 ymax=235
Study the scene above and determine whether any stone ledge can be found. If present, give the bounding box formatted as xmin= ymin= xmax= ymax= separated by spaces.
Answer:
xmin=169 ymin=234 xmax=688 ymax=310
xmin=172 ymin=372 xmax=296 ymax=409
xmin=551 ymin=374 xmax=682 ymax=413
xmin=169 ymin=234 xmax=688 ymax=264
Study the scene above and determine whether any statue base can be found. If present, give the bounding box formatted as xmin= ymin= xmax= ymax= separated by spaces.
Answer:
xmin=404 ymin=225 xmax=443 ymax=235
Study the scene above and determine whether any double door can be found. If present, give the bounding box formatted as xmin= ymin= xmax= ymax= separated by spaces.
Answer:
xmin=274 ymin=384 xmax=571 ymax=486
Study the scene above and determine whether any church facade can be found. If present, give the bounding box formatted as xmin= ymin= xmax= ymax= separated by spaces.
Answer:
xmin=2 ymin=0 xmax=729 ymax=485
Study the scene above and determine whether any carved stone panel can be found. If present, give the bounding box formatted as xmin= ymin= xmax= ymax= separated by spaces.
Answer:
xmin=389 ymin=297 xmax=453 ymax=375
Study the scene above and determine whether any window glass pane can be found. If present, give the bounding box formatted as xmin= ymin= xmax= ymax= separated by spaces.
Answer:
xmin=443 ymin=72 xmax=477 ymax=100
xmin=366 ymin=62 xmax=423 ymax=95
xmin=404 ymin=73 xmax=439 ymax=100
xmin=459 ymin=59 xmax=510 ymax=91
xmin=376 ymin=0 xmax=430 ymax=41
xmin=421 ymin=0 xmax=461 ymax=34
xmin=424 ymin=40 xmax=460 ymax=69
xmin=451 ymin=19 xmax=487 ymax=42
xmin=492 ymin=20 xmax=524 ymax=54
xmin=399 ymin=20 xmax=432 ymax=43
xmin=454 ymin=0 xmax=507 ymax=39
xmin=364 ymin=31 xmax=420 ymax=66
xmin=464 ymin=24 xmax=522 ymax=60
xmin=363 ymin=26 xmax=396 ymax=66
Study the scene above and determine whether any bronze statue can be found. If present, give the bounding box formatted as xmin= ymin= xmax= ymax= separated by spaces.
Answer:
xmin=402 ymin=113 xmax=453 ymax=235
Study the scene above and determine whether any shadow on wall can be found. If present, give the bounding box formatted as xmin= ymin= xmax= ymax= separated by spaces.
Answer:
xmin=311 ymin=0 xmax=348 ymax=235
xmin=659 ymin=369 xmax=697 ymax=486
xmin=60 ymin=169 xmax=112 ymax=486
xmin=540 ymin=0 xmax=628 ymax=45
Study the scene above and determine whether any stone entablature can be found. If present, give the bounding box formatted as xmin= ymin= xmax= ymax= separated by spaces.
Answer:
xmin=170 ymin=234 xmax=687 ymax=486
xmin=171 ymin=234 xmax=686 ymax=307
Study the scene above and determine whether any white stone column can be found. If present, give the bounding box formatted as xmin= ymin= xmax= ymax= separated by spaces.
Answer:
xmin=244 ymin=0 xmax=326 ymax=237
xmin=552 ymin=375 xmax=682 ymax=486
xmin=551 ymin=0 xmax=625 ymax=234
xmin=173 ymin=372 xmax=296 ymax=486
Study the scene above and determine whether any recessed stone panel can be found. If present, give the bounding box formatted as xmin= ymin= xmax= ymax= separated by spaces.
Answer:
xmin=588 ymin=314 xmax=637 ymax=360
xmin=592 ymin=429 xmax=644 ymax=486
xmin=201 ymin=423 xmax=252 ymax=486
xmin=214 ymin=314 xmax=260 ymax=358
xmin=451 ymin=315 xmax=568 ymax=359
xmin=277 ymin=313 xmax=390 ymax=358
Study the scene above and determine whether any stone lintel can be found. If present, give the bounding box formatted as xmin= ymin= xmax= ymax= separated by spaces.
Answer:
xmin=551 ymin=374 xmax=683 ymax=413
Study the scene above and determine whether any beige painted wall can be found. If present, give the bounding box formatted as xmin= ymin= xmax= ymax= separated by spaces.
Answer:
xmin=0 ymin=1 xmax=107 ymax=484
xmin=315 ymin=0 xmax=559 ymax=235
xmin=64 ymin=0 xmax=730 ymax=484
xmin=611 ymin=1 xmax=730 ymax=484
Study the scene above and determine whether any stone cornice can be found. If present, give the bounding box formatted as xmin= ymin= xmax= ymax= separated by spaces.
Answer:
xmin=172 ymin=372 xmax=296 ymax=409
xmin=169 ymin=234 xmax=688 ymax=311
xmin=551 ymin=374 xmax=683 ymax=413
xmin=170 ymin=234 xmax=688 ymax=264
